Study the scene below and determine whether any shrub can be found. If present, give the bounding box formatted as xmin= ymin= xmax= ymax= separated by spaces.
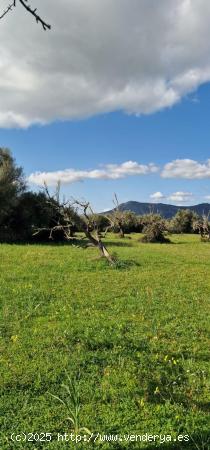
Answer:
xmin=141 ymin=218 xmax=170 ymax=243
xmin=169 ymin=209 xmax=199 ymax=234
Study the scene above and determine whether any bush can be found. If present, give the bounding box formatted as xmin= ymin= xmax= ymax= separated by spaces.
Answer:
xmin=141 ymin=218 xmax=170 ymax=243
xmin=169 ymin=209 xmax=199 ymax=234
xmin=0 ymin=191 xmax=67 ymax=243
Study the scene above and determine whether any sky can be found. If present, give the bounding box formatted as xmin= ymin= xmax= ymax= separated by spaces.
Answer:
xmin=0 ymin=0 xmax=210 ymax=211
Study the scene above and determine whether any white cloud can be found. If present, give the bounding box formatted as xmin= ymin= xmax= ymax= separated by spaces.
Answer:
xmin=28 ymin=160 xmax=158 ymax=186
xmin=167 ymin=191 xmax=193 ymax=203
xmin=28 ymin=157 xmax=210 ymax=187
xmin=162 ymin=159 xmax=210 ymax=179
xmin=104 ymin=161 xmax=158 ymax=178
xmin=1 ymin=0 xmax=210 ymax=127
xmin=150 ymin=192 xmax=166 ymax=201
xmin=150 ymin=190 xmax=194 ymax=204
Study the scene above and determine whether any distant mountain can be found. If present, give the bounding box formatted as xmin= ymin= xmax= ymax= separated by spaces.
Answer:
xmin=104 ymin=201 xmax=210 ymax=219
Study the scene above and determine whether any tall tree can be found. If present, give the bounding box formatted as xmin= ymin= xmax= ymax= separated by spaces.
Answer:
xmin=0 ymin=148 xmax=25 ymax=225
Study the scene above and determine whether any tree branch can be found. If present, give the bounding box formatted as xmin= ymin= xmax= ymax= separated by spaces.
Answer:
xmin=33 ymin=184 xmax=115 ymax=264
xmin=0 ymin=1 xmax=15 ymax=19
xmin=18 ymin=0 xmax=51 ymax=30
xmin=0 ymin=0 xmax=51 ymax=30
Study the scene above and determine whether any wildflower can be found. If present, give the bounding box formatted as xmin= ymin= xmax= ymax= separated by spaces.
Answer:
xmin=154 ymin=386 xmax=160 ymax=395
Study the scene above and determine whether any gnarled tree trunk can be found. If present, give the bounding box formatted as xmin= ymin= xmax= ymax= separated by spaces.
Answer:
xmin=84 ymin=228 xmax=114 ymax=264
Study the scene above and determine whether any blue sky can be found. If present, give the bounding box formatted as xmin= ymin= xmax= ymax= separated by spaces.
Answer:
xmin=1 ymin=83 xmax=210 ymax=211
xmin=1 ymin=0 xmax=210 ymax=211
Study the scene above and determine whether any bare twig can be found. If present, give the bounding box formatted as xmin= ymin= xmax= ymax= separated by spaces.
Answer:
xmin=104 ymin=193 xmax=125 ymax=238
xmin=0 ymin=0 xmax=51 ymax=30
xmin=19 ymin=0 xmax=51 ymax=30
xmin=0 ymin=1 xmax=15 ymax=19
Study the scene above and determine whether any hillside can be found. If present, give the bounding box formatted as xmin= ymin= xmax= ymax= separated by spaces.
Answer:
xmin=104 ymin=201 xmax=210 ymax=218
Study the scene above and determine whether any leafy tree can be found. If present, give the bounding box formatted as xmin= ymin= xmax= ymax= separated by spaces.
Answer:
xmin=122 ymin=211 xmax=139 ymax=233
xmin=169 ymin=209 xmax=199 ymax=234
xmin=138 ymin=213 xmax=163 ymax=230
xmin=2 ymin=191 xmax=59 ymax=242
xmin=88 ymin=214 xmax=110 ymax=234
xmin=0 ymin=148 xmax=25 ymax=226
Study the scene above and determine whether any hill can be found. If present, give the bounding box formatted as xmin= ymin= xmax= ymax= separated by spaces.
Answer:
xmin=104 ymin=201 xmax=210 ymax=218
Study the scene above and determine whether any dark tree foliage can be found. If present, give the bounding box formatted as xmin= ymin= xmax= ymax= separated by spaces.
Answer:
xmin=88 ymin=214 xmax=110 ymax=233
xmin=2 ymin=191 xmax=57 ymax=242
xmin=0 ymin=148 xmax=25 ymax=226
xmin=119 ymin=211 xmax=139 ymax=233
xmin=0 ymin=150 xmax=63 ymax=242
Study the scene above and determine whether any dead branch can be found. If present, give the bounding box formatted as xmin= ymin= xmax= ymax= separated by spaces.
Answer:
xmin=34 ymin=184 xmax=115 ymax=264
xmin=0 ymin=1 xmax=15 ymax=19
xmin=0 ymin=0 xmax=51 ymax=30
xmin=19 ymin=0 xmax=51 ymax=30
xmin=33 ymin=225 xmax=75 ymax=240
xmin=104 ymin=193 xmax=125 ymax=238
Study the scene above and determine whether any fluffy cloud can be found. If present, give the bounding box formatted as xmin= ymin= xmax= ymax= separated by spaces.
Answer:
xmin=150 ymin=190 xmax=193 ymax=203
xmin=1 ymin=0 xmax=210 ymax=127
xmin=161 ymin=159 xmax=210 ymax=178
xmin=167 ymin=191 xmax=193 ymax=203
xmin=29 ymin=157 xmax=210 ymax=187
xmin=150 ymin=192 xmax=166 ymax=201
xmin=28 ymin=160 xmax=158 ymax=186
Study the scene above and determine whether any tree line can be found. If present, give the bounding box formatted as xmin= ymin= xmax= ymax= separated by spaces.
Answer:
xmin=0 ymin=148 xmax=209 ymax=248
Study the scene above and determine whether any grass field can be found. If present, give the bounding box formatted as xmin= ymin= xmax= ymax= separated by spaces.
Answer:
xmin=0 ymin=234 xmax=210 ymax=449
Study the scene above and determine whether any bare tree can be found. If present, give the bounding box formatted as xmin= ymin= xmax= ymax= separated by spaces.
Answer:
xmin=33 ymin=183 xmax=115 ymax=264
xmin=0 ymin=0 xmax=51 ymax=30
xmin=73 ymin=199 xmax=115 ymax=264
xmin=104 ymin=194 xmax=126 ymax=238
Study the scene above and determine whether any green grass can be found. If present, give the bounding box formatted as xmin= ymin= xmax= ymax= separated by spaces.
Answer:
xmin=0 ymin=234 xmax=210 ymax=449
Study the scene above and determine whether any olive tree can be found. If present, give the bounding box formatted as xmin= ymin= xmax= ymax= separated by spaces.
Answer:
xmin=169 ymin=209 xmax=199 ymax=234
xmin=193 ymin=214 xmax=210 ymax=241
xmin=104 ymin=194 xmax=129 ymax=238
xmin=34 ymin=183 xmax=115 ymax=264
xmin=140 ymin=214 xmax=170 ymax=243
